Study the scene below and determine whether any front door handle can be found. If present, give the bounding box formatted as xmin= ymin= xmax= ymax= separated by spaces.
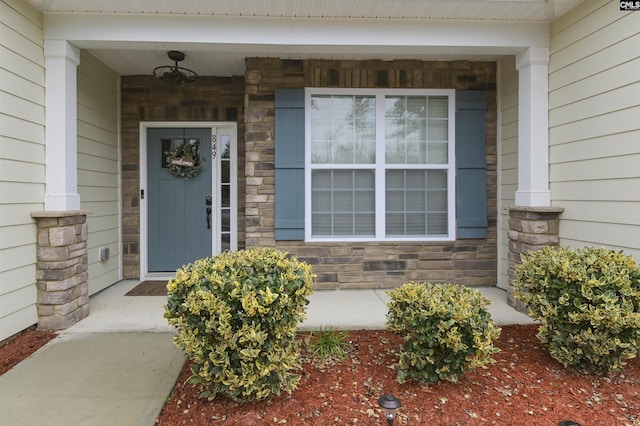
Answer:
xmin=206 ymin=207 xmax=212 ymax=229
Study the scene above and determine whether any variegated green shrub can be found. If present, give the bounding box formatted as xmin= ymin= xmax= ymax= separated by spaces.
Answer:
xmin=386 ymin=282 xmax=501 ymax=383
xmin=515 ymin=246 xmax=640 ymax=373
xmin=164 ymin=247 xmax=314 ymax=401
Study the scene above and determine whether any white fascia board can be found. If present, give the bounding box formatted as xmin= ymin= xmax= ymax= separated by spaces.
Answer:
xmin=43 ymin=14 xmax=549 ymax=52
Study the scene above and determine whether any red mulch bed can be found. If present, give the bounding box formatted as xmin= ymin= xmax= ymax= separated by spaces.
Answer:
xmin=157 ymin=324 xmax=640 ymax=425
xmin=0 ymin=328 xmax=56 ymax=376
xmin=3 ymin=326 xmax=639 ymax=425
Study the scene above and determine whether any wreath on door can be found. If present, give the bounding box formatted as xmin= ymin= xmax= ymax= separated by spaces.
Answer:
xmin=165 ymin=141 xmax=201 ymax=179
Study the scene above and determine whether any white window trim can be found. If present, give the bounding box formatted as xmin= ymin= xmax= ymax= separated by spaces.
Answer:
xmin=304 ymin=88 xmax=456 ymax=242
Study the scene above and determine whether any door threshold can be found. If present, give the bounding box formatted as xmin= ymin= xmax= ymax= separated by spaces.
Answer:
xmin=143 ymin=273 xmax=175 ymax=281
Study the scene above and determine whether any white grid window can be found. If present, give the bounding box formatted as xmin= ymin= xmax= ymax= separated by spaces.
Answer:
xmin=305 ymin=88 xmax=455 ymax=241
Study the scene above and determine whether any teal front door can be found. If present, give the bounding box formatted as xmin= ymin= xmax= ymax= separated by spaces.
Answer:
xmin=147 ymin=128 xmax=213 ymax=272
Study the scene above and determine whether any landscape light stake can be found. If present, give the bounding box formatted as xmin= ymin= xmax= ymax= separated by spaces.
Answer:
xmin=377 ymin=394 xmax=401 ymax=426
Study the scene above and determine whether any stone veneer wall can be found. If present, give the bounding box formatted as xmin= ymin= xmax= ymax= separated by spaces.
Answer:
xmin=244 ymin=58 xmax=498 ymax=289
xmin=120 ymin=76 xmax=245 ymax=278
xmin=31 ymin=211 xmax=90 ymax=330
xmin=507 ymin=206 xmax=564 ymax=311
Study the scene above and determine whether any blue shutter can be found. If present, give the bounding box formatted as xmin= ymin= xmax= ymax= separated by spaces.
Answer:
xmin=456 ymin=91 xmax=488 ymax=239
xmin=275 ymin=89 xmax=305 ymax=240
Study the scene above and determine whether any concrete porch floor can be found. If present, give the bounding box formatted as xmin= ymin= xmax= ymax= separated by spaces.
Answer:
xmin=66 ymin=279 xmax=535 ymax=333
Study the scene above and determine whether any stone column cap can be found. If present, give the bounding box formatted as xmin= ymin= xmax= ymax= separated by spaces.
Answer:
xmin=505 ymin=206 xmax=564 ymax=214
xmin=31 ymin=210 xmax=93 ymax=218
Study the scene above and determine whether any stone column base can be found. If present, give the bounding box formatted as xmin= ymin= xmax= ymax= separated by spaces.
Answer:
xmin=506 ymin=206 xmax=564 ymax=313
xmin=31 ymin=210 xmax=92 ymax=330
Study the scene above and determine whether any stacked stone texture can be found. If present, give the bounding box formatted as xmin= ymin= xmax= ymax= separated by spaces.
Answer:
xmin=32 ymin=212 xmax=90 ymax=330
xmin=506 ymin=206 xmax=564 ymax=311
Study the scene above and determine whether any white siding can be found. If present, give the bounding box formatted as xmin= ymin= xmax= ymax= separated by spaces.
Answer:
xmin=549 ymin=0 xmax=640 ymax=261
xmin=77 ymin=51 xmax=121 ymax=295
xmin=0 ymin=0 xmax=44 ymax=341
xmin=497 ymin=56 xmax=519 ymax=290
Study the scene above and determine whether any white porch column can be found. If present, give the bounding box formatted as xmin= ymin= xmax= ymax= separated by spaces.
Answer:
xmin=44 ymin=40 xmax=81 ymax=211
xmin=515 ymin=47 xmax=551 ymax=207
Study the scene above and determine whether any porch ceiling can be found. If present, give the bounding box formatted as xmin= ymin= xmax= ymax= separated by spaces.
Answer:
xmin=28 ymin=0 xmax=583 ymax=21
xmin=29 ymin=0 xmax=583 ymax=77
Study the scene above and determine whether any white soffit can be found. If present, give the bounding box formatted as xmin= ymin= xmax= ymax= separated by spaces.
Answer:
xmin=29 ymin=0 xmax=583 ymax=21
xmin=29 ymin=0 xmax=583 ymax=76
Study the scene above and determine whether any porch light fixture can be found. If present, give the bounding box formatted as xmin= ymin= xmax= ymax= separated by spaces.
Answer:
xmin=152 ymin=50 xmax=198 ymax=84
xmin=377 ymin=394 xmax=401 ymax=426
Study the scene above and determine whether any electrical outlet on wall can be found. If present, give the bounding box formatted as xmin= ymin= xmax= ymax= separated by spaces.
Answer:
xmin=99 ymin=247 xmax=110 ymax=262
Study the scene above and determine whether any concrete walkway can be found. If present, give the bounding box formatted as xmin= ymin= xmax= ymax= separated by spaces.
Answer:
xmin=0 ymin=280 xmax=534 ymax=426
